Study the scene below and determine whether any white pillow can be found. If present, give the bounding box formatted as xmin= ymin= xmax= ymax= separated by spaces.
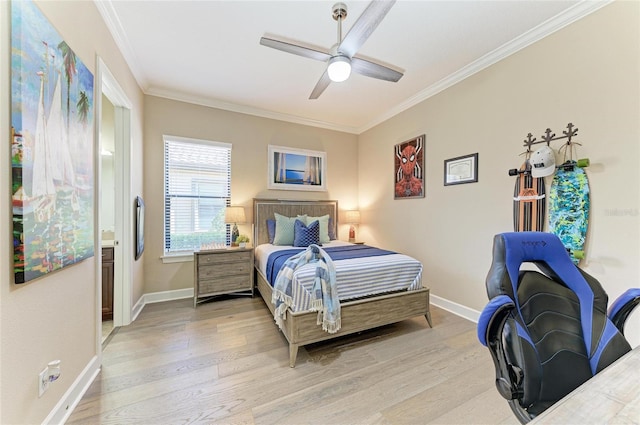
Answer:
xmin=306 ymin=214 xmax=330 ymax=244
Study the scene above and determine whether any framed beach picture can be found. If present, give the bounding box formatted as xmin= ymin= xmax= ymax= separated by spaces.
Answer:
xmin=267 ymin=145 xmax=327 ymax=191
xmin=444 ymin=153 xmax=479 ymax=186
xmin=394 ymin=135 xmax=425 ymax=199
xmin=11 ymin=0 xmax=95 ymax=283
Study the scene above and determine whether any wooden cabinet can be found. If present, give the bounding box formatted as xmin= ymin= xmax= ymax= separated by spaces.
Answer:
xmin=102 ymin=247 xmax=114 ymax=320
xmin=194 ymin=248 xmax=254 ymax=307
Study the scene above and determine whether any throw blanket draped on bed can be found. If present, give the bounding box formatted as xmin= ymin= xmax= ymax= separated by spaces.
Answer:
xmin=272 ymin=244 xmax=340 ymax=334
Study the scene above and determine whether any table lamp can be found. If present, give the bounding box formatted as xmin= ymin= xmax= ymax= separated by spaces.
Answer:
xmin=345 ymin=210 xmax=361 ymax=243
xmin=224 ymin=206 xmax=246 ymax=245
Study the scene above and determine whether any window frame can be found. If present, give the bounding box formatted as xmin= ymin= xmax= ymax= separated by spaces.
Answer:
xmin=162 ymin=135 xmax=232 ymax=262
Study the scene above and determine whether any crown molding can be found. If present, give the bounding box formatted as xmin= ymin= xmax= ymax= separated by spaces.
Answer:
xmin=97 ymin=0 xmax=359 ymax=134
xmin=96 ymin=0 xmax=611 ymax=136
xmin=145 ymin=86 xmax=361 ymax=134
xmin=356 ymin=0 xmax=613 ymax=134
xmin=94 ymin=0 xmax=148 ymax=90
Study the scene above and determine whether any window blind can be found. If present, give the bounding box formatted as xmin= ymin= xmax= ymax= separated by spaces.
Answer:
xmin=164 ymin=136 xmax=231 ymax=254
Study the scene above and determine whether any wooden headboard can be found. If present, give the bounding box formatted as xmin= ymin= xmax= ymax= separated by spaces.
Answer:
xmin=253 ymin=198 xmax=339 ymax=246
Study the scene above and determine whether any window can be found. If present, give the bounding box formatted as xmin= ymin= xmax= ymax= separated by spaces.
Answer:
xmin=164 ymin=135 xmax=231 ymax=255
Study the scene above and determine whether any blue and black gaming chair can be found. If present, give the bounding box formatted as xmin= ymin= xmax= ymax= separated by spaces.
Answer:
xmin=477 ymin=232 xmax=640 ymax=423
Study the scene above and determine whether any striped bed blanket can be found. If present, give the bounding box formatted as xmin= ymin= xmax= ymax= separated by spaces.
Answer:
xmin=266 ymin=244 xmax=397 ymax=284
xmin=263 ymin=244 xmax=423 ymax=331
xmin=272 ymin=245 xmax=340 ymax=333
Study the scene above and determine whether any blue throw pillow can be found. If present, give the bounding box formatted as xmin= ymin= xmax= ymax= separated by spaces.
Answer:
xmin=293 ymin=219 xmax=320 ymax=247
xmin=267 ymin=219 xmax=276 ymax=243
xmin=328 ymin=217 xmax=336 ymax=240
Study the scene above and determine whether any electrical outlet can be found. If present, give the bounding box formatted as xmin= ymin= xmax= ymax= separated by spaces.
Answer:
xmin=38 ymin=367 xmax=49 ymax=397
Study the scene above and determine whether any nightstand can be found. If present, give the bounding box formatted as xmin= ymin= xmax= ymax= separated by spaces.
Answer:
xmin=193 ymin=248 xmax=254 ymax=307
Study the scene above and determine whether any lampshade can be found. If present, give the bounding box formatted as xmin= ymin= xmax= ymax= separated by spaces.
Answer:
xmin=224 ymin=206 xmax=246 ymax=224
xmin=327 ymin=55 xmax=351 ymax=82
xmin=345 ymin=210 xmax=361 ymax=224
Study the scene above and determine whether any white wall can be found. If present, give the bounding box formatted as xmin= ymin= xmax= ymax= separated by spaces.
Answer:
xmin=0 ymin=2 xmax=145 ymax=423
xmin=1 ymin=3 xmax=636 ymax=422
xmin=142 ymin=96 xmax=359 ymax=295
xmin=358 ymin=1 xmax=640 ymax=344
xmin=138 ymin=3 xmax=640 ymax=345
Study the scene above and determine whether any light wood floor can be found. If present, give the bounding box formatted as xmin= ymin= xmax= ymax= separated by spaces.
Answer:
xmin=67 ymin=296 xmax=519 ymax=425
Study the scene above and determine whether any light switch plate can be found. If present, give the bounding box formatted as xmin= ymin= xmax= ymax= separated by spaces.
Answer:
xmin=38 ymin=367 xmax=49 ymax=397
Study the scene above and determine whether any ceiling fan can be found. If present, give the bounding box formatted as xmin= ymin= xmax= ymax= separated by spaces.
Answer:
xmin=260 ymin=0 xmax=403 ymax=99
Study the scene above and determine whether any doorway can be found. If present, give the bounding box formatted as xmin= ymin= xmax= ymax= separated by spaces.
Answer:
xmin=100 ymin=94 xmax=116 ymax=343
xmin=97 ymin=58 xmax=133 ymax=351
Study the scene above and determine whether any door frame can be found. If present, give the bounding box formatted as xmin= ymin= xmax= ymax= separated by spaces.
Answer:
xmin=95 ymin=57 xmax=133 ymax=353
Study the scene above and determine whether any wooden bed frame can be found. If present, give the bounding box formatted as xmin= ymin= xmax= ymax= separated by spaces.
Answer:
xmin=253 ymin=198 xmax=432 ymax=367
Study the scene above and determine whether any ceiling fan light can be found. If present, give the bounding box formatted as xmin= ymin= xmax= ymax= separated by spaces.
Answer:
xmin=327 ymin=56 xmax=351 ymax=82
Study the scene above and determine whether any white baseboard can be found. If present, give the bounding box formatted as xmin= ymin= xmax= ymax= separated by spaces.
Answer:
xmin=52 ymin=290 xmax=192 ymax=422
xmin=134 ymin=289 xmax=478 ymax=325
xmin=131 ymin=288 xmax=195 ymax=322
xmin=135 ymin=289 xmax=475 ymax=327
xmin=430 ymin=294 xmax=481 ymax=323
xmin=42 ymin=355 xmax=100 ymax=425
xmin=131 ymin=293 xmax=145 ymax=322
xmin=144 ymin=288 xmax=194 ymax=304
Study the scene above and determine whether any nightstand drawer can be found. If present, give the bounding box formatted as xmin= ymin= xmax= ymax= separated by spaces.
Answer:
xmin=193 ymin=248 xmax=255 ymax=306
xmin=198 ymin=250 xmax=251 ymax=265
xmin=198 ymin=275 xmax=252 ymax=296
xmin=198 ymin=261 xmax=252 ymax=279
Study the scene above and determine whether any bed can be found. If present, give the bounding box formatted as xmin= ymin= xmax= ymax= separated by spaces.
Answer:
xmin=253 ymin=198 xmax=432 ymax=367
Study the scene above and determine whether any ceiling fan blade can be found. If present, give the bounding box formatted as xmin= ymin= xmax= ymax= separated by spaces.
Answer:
xmin=338 ymin=0 xmax=396 ymax=58
xmin=309 ymin=70 xmax=332 ymax=100
xmin=260 ymin=36 xmax=332 ymax=62
xmin=351 ymin=57 xmax=403 ymax=82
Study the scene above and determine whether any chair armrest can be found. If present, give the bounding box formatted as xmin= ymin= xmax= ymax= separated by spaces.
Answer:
xmin=478 ymin=295 xmax=514 ymax=346
xmin=608 ymin=288 xmax=640 ymax=334
xmin=477 ymin=295 xmax=523 ymax=401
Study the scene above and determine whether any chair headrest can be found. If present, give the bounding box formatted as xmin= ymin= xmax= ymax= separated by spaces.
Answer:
xmin=500 ymin=232 xmax=574 ymax=286
xmin=487 ymin=232 xmax=595 ymax=354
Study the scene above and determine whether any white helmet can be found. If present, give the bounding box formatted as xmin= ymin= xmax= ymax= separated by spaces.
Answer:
xmin=530 ymin=145 xmax=556 ymax=177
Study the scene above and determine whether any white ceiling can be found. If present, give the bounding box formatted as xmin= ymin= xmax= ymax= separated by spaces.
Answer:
xmin=95 ymin=0 xmax=606 ymax=134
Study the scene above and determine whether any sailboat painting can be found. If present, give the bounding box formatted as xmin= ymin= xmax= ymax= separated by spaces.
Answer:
xmin=11 ymin=0 xmax=95 ymax=284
